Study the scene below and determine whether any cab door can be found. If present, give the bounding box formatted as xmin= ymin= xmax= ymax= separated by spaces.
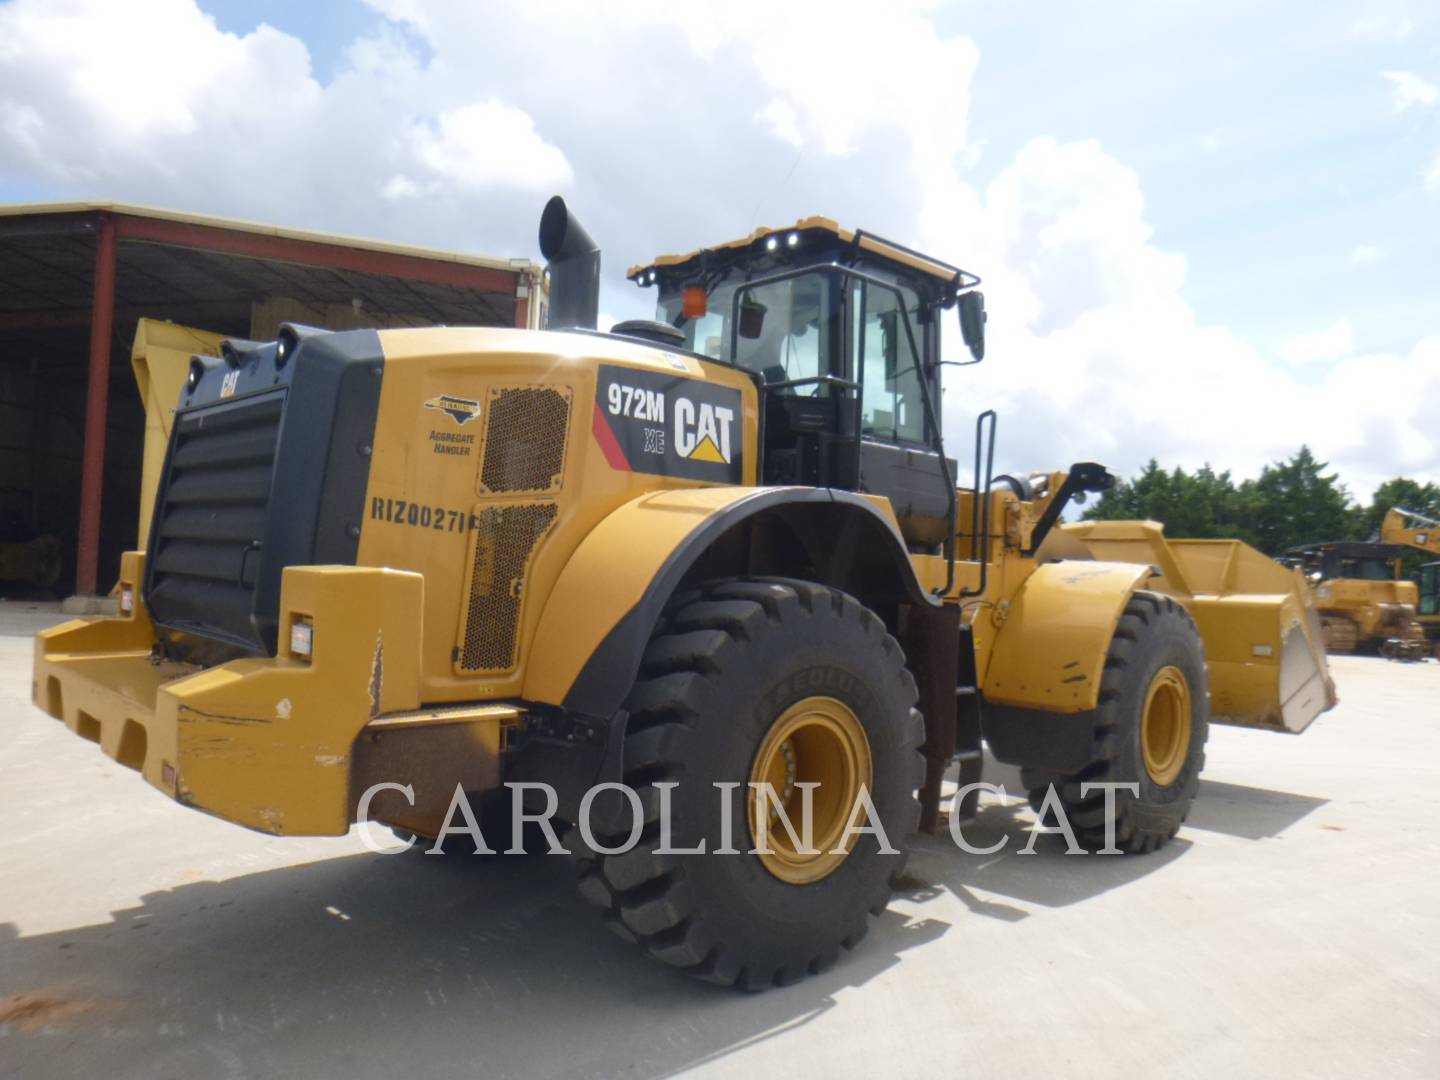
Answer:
xmin=846 ymin=278 xmax=953 ymax=549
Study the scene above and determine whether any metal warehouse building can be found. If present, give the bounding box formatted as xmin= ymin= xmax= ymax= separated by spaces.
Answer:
xmin=0 ymin=203 xmax=541 ymax=599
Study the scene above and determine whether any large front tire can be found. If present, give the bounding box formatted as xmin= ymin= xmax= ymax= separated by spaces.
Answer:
xmin=571 ymin=578 xmax=925 ymax=989
xmin=1026 ymin=591 xmax=1210 ymax=853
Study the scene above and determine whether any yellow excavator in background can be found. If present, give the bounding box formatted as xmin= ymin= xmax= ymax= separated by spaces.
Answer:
xmin=1285 ymin=507 xmax=1440 ymax=661
xmin=1383 ymin=508 xmax=1440 ymax=658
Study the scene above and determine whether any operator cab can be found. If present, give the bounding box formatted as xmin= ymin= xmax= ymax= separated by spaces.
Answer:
xmin=629 ymin=218 xmax=985 ymax=551
xmin=1283 ymin=542 xmax=1405 ymax=583
xmin=1419 ymin=562 xmax=1439 ymax=617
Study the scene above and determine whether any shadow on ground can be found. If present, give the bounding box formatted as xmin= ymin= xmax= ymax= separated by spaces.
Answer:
xmin=1185 ymin=779 xmax=1329 ymax=840
xmin=0 ymin=776 xmax=1331 ymax=1079
xmin=0 ymin=847 xmax=946 ymax=1080
xmin=898 ymin=795 xmax=1193 ymax=918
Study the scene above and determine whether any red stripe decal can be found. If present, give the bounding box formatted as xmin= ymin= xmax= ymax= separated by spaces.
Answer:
xmin=592 ymin=403 xmax=632 ymax=472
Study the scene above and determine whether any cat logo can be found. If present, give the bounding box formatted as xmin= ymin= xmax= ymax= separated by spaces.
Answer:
xmin=220 ymin=370 xmax=240 ymax=399
xmin=424 ymin=394 xmax=482 ymax=425
xmin=674 ymin=398 xmax=735 ymax=465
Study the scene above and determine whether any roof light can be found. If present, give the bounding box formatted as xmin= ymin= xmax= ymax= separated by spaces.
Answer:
xmin=765 ymin=236 xmax=778 ymax=252
xmin=787 ymin=232 xmax=799 ymax=247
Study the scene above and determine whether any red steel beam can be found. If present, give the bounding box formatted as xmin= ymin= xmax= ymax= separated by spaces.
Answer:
xmin=113 ymin=214 xmax=518 ymax=296
xmin=75 ymin=213 xmax=117 ymax=596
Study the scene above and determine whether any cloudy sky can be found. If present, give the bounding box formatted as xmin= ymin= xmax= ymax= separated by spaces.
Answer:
xmin=1 ymin=0 xmax=1436 ymax=497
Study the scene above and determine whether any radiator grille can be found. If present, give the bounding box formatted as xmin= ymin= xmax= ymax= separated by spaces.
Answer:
xmin=478 ymin=387 xmax=571 ymax=494
xmin=458 ymin=503 xmax=558 ymax=672
xmin=146 ymin=391 xmax=284 ymax=647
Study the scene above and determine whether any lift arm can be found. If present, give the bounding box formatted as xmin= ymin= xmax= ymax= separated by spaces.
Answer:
xmin=1381 ymin=508 xmax=1440 ymax=556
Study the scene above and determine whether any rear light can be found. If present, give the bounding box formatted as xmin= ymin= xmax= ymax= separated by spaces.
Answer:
xmin=119 ymin=585 xmax=134 ymax=614
xmin=290 ymin=617 xmax=314 ymax=659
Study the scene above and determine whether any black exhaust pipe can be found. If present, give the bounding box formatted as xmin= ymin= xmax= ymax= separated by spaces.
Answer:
xmin=538 ymin=195 xmax=600 ymax=330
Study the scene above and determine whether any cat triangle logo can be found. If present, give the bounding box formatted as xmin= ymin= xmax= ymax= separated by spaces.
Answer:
xmin=687 ymin=435 xmax=726 ymax=463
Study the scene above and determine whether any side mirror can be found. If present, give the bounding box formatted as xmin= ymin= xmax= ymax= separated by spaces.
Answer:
xmin=959 ymin=290 xmax=986 ymax=362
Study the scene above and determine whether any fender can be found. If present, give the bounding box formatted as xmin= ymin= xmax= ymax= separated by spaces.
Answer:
xmin=983 ymin=560 xmax=1153 ymax=714
xmin=522 ymin=485 xmax=935 ymax=719
xmin=978 ymin=560 xmax=1152 ymax=773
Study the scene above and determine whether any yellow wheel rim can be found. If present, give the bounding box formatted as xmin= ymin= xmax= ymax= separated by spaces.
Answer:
xmin=747 ymin=696 xmax=872 ymax=885
xmin=1141 ymin=665 xmax=1191 ymax=787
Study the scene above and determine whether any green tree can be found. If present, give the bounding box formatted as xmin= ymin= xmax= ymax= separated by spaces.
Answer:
xmin=1086 ymin=447 xmax=1366 ymax=555
xmin=1083 ymin=460 xmax=1254 ymax=544
xmin=1239 ymin=446 xmax=1356 ymax=555
xmin=1353 ymin=477 xmax=1440 ymax=540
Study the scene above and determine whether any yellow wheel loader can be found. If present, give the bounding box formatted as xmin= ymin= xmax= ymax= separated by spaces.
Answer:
xmin=33 ymin=198 xmax=1335 ymax=988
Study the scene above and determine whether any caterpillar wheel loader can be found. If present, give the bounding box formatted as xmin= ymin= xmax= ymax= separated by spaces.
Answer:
xmin=1285 ymin=508 xmax=1440 ymax=661
xmin=33 ymin=197 xmax=1334 ymax=989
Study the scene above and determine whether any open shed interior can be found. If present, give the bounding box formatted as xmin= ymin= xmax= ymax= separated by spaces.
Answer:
xmin=0 ymin=204 xmax=534 ymax=598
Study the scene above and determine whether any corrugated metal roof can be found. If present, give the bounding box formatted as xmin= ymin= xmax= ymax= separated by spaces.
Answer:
xmin=0 ymin=200 xmax=538 ymax=274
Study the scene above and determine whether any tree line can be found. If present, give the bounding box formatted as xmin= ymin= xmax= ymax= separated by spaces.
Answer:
xmin=1080 ymin=446 xmax=1440 ymax=559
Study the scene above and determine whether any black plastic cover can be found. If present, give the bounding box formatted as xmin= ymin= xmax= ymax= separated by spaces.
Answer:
xmin=143 ymin=328 xmax=384 ymax=654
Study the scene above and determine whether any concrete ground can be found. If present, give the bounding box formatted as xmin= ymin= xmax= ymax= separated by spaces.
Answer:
xmin=1 ymin=603 xmax=1437 ymax=1080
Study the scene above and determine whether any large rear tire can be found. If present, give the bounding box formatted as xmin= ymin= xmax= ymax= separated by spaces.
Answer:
xmin=1025 ymin=591 xmax=1209 ymax=853
xmin=570 ymin=578 xmax=925 ymax=989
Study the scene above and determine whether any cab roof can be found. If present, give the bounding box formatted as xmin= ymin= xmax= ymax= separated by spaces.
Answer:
xmin=627 ymin=215 xmax=970 ymax=288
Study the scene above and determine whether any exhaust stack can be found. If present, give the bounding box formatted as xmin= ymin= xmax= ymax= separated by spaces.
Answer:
xmin=538 ymin=195 xmax=600 ymax=330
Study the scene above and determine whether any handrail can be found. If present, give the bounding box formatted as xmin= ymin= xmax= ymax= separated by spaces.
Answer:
xmin=956 ymin=411 xmax=997 ymax=599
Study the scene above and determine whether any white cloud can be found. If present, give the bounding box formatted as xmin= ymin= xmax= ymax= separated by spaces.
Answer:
xmin=393 ymin=100 xmax=573 ymax=195
xmin=755 ymin=100 xmax=803 ymax=149
xmin=0 ymin=0 xmax=569 ymax=242
xmin=1350 ymin=245 xmax=1383 ymax=265
xmin=1426 ymin=151 xmax=1440 ymax=195
xmin=2 ymin=0 xmax=1436 ymax=501
xmin=1353 ymin=13 xmax=1412 ymax=40
xmin=1382 ymin=70 xmax=1437 ymax=111
xmin=1278 ymin=319 xmax=1354 ymax=367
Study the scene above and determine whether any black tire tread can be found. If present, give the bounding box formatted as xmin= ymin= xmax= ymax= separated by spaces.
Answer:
xmin=1028 ymin=590 xmax=1209 ymax=853
xmin=571 ymin=576 xmax=925 ymax=989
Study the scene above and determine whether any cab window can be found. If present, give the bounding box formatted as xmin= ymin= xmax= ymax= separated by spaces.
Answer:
xmin=658 ymin=271 xmax=841 ymax=392
xmin=733 ymin=273 xmax=840 ymax=394
xmin=1419 ymin=565 xmax=1438 ymax=616
xmin=1337 ymin=557 xmax=1394 ymax=581
xmin=852 ymin=280 xmax=925 ymax=442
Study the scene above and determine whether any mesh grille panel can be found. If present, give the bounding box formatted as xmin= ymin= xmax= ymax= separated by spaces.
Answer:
xmin=146 ymin=391 xmax=284 ymax=649
xmin=479 ymin=387 xmax=571 ymax=494
xmin=459 ymin=503 xmax=558 ymax=672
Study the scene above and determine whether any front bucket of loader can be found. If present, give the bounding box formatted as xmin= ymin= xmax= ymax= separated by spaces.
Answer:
xmin=1165 ymin=540 xmax=1336 ymax=733
xmin=1064 ymin=522 xmax=1338 ymax=734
